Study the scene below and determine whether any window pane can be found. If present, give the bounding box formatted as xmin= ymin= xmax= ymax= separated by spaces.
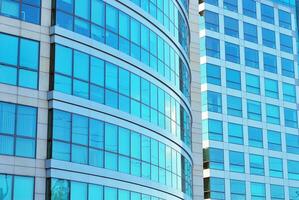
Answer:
xmin=71 ymin=181 xmax=87 ymax=200
xmin=20 ymin=39 xmax=39 ymax=69
xmin=13 ymin=176 xmax=34 ymax=200
xmin=89 ymin=184 xmax=103 ymax=200
xmin=0 ymin=102 xmax=16 ymax=135
xmin=15 ymin=138 xmax=35 ymax=158
xmin=0 ymin=174 xmax=12 ymax=199
xmin=18 ymin=69 xmax=38 ymax=89
xmin=55 ymin=45 xmax=72 ymax=76
xmin=0 ymin=33 xmax=18 ymax=65
xmin=72 ymin=114 xmax=88 ymax=145
xmin=16 ymin=105 xmax=37 ymax=137
xmin=53 ymin=110 xmax=71 ymax=141
xmin=89 ymin=119 xmax=104 ymax=149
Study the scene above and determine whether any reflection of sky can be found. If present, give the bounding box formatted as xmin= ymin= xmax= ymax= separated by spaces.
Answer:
xmin=271 ymin=0 xmax=295 ymax=7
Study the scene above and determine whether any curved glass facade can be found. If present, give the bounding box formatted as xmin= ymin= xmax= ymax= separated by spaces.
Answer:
xmin=48 ymin=109 xmax=192 ymax=195
xmin=50 ymin=44 xmax=191 ymax=146
xmin=128 ymin=0 xmax=190 ymax=56
xmin=48 ymin=178 xmax=165 ymax=200
xmin=0 ymin=0 xmax=193 ymax=199
xmin=53 ymin=0 xmax=191 ymax=101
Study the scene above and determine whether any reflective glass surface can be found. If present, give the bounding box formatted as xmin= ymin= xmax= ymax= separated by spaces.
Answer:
xmin=49 ymin=109 xmax=192 ymax=196
xmin=0 ymin=101 xmax=37 ymax=158
xmin=0 ymin=0 xmax=40 ymax=24
xmin=0 ymin=33 xmax=39 ymax=89
xmin=52 ymin=44 xmax=191 ymax=146
xmin=53 ymin=1 xmax=190 ymax=100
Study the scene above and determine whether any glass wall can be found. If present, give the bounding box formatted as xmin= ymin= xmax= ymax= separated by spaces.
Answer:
xmin=128 ymin=0 xmax=190 ymax=56
xmin=48 ymin=178 xmax=166 ymax=200
xmin=0 ymin=0 xmax=41 ymax=24
xmin=0 ymin=174 xmax=34 ymax=200
xmin=0 ymin=33 xmax=39 ymax=89
xmin=52 ymin=0 xmax=190 ymax=100
xmin=48 ymin=109 xmax=192 ymax=196
xmin=51 ymin=44 xmax=191 ymax=146
xmin=0 ymin=101 xmax=37 ymax=158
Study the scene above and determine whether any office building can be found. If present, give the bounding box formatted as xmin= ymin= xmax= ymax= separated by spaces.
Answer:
xmin=199 ymin=0 xmax=299 ymax=199
xmin=0 ymin=0 xmax=196 ymax=199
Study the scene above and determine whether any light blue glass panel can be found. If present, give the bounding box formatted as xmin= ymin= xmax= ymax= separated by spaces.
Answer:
xmin=72 ymin=114 xmax=88 ymax=145
xmin=0 ymin=174 xmax=12 ymax=200
xmin=89 ymin=119 xmax=103 ymax=149
xmin=55 ymin=45 xmax=72 ymax=76
xmin=72 ymin=145 xmax=88 ymax=164
xmin=15 ymin=138 xmax=35 ymax=158
xmin=13 ymin=176 xmax=34 ymax=200
xmin=0 ymin=33 xmax=18 ymax=65
xmin=0 ymin=102 xmax=15 ymax=135
xmin=53 ymin=110 xmax=71 ymax=141
xmin=75 ymin=0 xmax=90 ymax=19
xmin=0 ymin=135 xmax=13 ymax=155
xmin=1 ymin=0 xmax=20 ymax=18
xmin=91 ymin=0 xmax=104 ymax=26
xmin=0 ymin=65 xmax=17 ymax=85
xmin=51 ymin=179 xmax=69 ymax=200
xmin=19 ymin=69 xmax=37 ymax=89
xmin=55 ymin=74 xmax=72 ymax=94
xmin=74 ymin=51 xmax=89 ymax=81
xmin=16 ymin=105 xmax=36 ymax=137
xmin=52 ymin=141 xmax=70 ymax=161
xmin=20 ymin=39 xmax=39 ymax=69
xmin=119 ymin=190 xmax=130 ymax=200
xmin=119 ymin=127 xmax=130 ymax=156
xmin=71 ymin=181 xmax=87 ymax=200
xmin=88 ymin=184 xmax=103 ymax=200
xmin=104 ymin=187 xmax=117 ymax=200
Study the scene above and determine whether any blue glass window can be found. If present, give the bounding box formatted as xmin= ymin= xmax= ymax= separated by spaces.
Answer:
xmin=267 ymin=130 xmax=281 ymax=151
xmin=229 ymin=151 xmax=245 ymax=173
xmin=225 ymin=42 xmax=240 ymax=63
xmin=288 ymin=160 xmax=299 ymax=180
xmin=283 ymin=83 xmax=296 ymax=103
xmin=271 ymin=185 xmax=284 ymax=200
xmin=263 ymin=53 xmax=277 ymax=73
xmin=228 ymin=122 xmax=243 ymax=144
xmin=265 ymin=78 xmax=278 ymax=99
xmin=205 ymin=0 xmax=218 ymax=6
xmin=243 ymin=22 xmax=257 ymax=43
xmin=280 ymin=33 xmax=293 ymax=53
xmin=284 ymin=108 xmax=298 ymax=128
xmin=224 ymin=16 xmax=239 ymax=37
xmin=286 ymin=133 xmax=299 ymax=155
xmin=203 ymin=148 xmax=224 ymax=170
xmin=279 ymin=9 xmax=291 ymax=29
xmin=0 ymin=102 xmax=36 ymax=158
xmin=247 ymin=100 xmax=261 ymax=121
xmin=202 ymin=119 xmax=223 ymax=141
xmin=74 ymin=51 xmax=89 ymax=81
xmin=227 ymin=95 xmax=242 ymax=117
xmin=205 ymin=11 xmax=219 ymax=32
xmin=13 ymin=176 xmax=34 ymax=200
xmin=0 ymin=33 xmax=39 ymax=89
xmin=223 ymin=0 xmax=238 ymax=12
xmin=251 ymin=182 xmax=265 ymax=199
xmin=71 ymin=181 xmax=87 ymax=200
xmin=245 ymin=47 xmax=259 ymax=68
xmin=261 ymin=4 xmax=274 ymax=24
xmin=290 ymin=187 xmax=299 ymax=200
xmin=242 ymin=0 xmax=256 ymax=18
xmin=204 ymin=177 xmax=225 ymax=200
xmin=246 ymin=73 xmax=260 ymax=94
xmin=203 ymin=37 xmax=220 ymax=58
xmin=281 ymin=58 xmax=294 ymax=78
xmin=226 ymin=69 xmax=241 ymax=90
xmin=266 ymin=104 xmax=280 ymax=125
xmin=200 ymin=63 xmax=221 ymax=85
xmin=269 ymin=157 xmax=283 ymax=178
xmin=0 ymin=0 xmax=41 ymax=24
xmin=248 ymin=126 xmax=263 ymax=148
xmin=250 ymin=154 xmax=264 ymax=175
xmin=262 ymin=28 xmax=276 ymax=48
xmin=202 ymin=91 xmax=222 ymax=113
xmin=231 ymin=180 xmax=246 ymax=199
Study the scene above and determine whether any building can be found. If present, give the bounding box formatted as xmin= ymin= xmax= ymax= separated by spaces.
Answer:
xmin=199 ymin=0 xmax=299 ymax=199
xmin=0 ymin=0 xmax=197 ymax=199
